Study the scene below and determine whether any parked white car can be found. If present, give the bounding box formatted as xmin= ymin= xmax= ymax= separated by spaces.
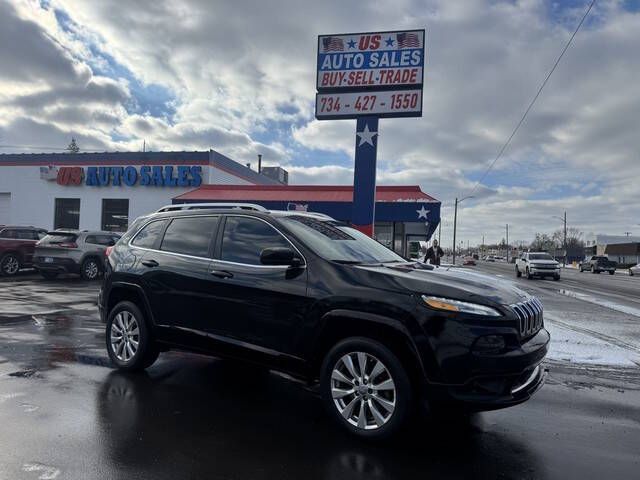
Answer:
xmin=515 ymin=252 xmax=561 ymax=280
xmin=629 ymin=264 xmax=640 ymax=276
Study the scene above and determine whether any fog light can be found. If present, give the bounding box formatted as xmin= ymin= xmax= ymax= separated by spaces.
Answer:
xmin=472 ymin=335 xmax=506 ymax=354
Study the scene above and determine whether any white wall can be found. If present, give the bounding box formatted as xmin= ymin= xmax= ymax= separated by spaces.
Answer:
xmin=0 ymin=164 xmax=252 ymax=230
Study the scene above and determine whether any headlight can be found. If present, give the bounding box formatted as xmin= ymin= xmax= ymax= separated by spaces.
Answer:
xmin=422 ymin=295 xmax=502 ymax=316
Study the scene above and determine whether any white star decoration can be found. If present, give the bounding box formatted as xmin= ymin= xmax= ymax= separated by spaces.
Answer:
xmin=417 ymin=205 xmax=429 ymax=219
xmin=356 ymin=124 xmax=378 ymax=147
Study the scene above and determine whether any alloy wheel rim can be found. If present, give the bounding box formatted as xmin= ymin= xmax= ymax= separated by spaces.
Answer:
xmin=86 ymin=261 xmax=98 ymax=279
xmin=3 ymin=256 xmax=19 ymax=275
xmin=331 ymin=352 xmax=396 ymax=430
xmin=110 ymin=311 xmax=140 ymax=362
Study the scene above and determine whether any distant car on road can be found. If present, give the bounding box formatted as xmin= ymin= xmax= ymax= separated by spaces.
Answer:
xmin=629 ymin=264 xmax=640 ymax=276
xmin=463 ymin=256 xmax=476 ymax=265
xmin=34 ymin=230 xmax=121 ymax=280
xmin=515 ymin=252 xmax=561 ymax=280
xmin=579 ymin=256 xmax=617 ymax=275
xmin=0 ymin=225 xmax=48 ymax=276
xmin=484 ymin=255 xmax=495 ymax=262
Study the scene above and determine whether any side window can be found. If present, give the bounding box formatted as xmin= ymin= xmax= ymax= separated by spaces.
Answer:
xmin=16 ymin=230 xmax=33 ymax=240
xmin=1 ymin=229 xmax=16 ymax=239
xmin=131 ymin=220 xmax=168 ymax=249
xmin=160 ymin=216 xmax=219 ymax=257
xmin=37 ymin=231 xmax=48 ymax=240
xmin=85 ymin=235 xmax=98 ymax=245
xmin=221 ymin=217 xmax=292 ymax=265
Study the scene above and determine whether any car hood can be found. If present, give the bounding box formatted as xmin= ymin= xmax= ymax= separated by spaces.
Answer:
xmin=354 ymin=263 xmax=530 ymax=306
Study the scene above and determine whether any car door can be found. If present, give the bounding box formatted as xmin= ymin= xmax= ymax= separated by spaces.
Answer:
xmin=206 ymin=215 xmax=309 ymax=356
xmin=130 ymin=216 xmax=218 ymax=340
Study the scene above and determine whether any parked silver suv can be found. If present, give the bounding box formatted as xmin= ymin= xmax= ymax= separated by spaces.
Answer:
xmin=34 ymin=230 xmax=121 ymax=280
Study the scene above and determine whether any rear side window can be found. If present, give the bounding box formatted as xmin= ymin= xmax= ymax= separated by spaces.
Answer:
xmin=40 ymin=233 xmax=79 ymax=244
xmin=0 ymin=229 xmax=16 ymax=239
xmin=131 ymin=220 xmax=168 ymax=249
xmin=160 ymin=216 xmax=218 ymax=257
xmin=85 ymin=234 xmax=118 ymax=246
xmin=221 ymin=216 xmax=291 ymax=265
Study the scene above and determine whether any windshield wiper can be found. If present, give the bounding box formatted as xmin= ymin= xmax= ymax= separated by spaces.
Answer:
xmin=331 ymin=260 xmax=366 ymax=265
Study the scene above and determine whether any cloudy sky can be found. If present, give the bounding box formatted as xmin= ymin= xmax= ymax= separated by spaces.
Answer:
xmin=1 ymin=0 xmax=639 ymax=247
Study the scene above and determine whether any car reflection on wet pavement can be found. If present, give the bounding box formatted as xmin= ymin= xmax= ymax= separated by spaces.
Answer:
xmin=1 ymin=278 xmax=639 ymax=479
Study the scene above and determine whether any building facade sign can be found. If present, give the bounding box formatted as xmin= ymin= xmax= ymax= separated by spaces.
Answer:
xmin=40 ymin=165 xmax=203 ymax=187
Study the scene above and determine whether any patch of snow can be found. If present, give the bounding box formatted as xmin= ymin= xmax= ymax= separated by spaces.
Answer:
xmin=545 ymin=316 xmax=640 ymax=367
xmin=557 ymin=289 xmax=640 ymax=317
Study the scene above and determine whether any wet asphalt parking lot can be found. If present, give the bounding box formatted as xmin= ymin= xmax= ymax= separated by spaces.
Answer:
xmin=1 ymin=271 xmax=639 ymax=479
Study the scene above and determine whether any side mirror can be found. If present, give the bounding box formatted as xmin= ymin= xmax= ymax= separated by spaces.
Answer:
xmin=260 ymin=247 xmax=300 ymax=267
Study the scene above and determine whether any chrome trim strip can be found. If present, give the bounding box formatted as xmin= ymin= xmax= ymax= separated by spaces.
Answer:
xmin=512 ymin=366 xmax=541 ymax=394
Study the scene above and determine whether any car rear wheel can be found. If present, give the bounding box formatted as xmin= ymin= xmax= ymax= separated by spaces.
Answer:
xmin=320 ymin=337 xmax=412 ymax=440
xmin=81 ymin=258 xmax=101 ymax=280
xmin=0 ymin=253 xmax=20 ymax=276
xmin=106 ymin=301 xmax=159 ymax=371
xmin=515 ymin=266 xmax=521 ymax=278
xmin=609 ymin=270 xmax=615 ymax=275
xmin=526 ymin=268 xmax=533 ymax=280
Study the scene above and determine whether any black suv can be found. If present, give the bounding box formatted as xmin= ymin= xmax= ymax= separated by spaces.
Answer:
xmin=99 ymin=204 xmax=549 ymax=439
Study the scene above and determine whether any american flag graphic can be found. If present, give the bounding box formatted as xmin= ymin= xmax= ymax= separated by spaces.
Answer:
xmin=322 ymin=36 xmax=344 ymax=52
xmin=396 ymin=32 xmax=420 ymax=48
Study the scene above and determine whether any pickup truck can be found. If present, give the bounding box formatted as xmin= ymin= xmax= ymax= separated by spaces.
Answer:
xmin=0 ymin=225 xmax=48 ymax=276
xmin=579 ymin=256 xmax=617 ymax=275
xmin=515 ymin=252 xmax=561 ymax=280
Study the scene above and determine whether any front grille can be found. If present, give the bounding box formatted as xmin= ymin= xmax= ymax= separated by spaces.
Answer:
xmin=511 ymin=298 xmax=543 ymax=338
xmin=532 ymin=264 xmax=556 ymax=269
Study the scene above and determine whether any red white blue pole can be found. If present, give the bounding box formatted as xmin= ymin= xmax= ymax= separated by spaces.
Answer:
xmin=352 ymin=116 xmax=379 ymax=236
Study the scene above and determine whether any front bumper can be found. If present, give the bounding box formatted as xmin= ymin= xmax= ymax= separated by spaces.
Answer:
xmin=530 ymin=268 xmax=560 ymax=277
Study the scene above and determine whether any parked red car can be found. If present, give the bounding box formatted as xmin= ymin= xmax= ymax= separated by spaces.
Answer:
xmin=0 ymin=225 xmax=48 ymax=276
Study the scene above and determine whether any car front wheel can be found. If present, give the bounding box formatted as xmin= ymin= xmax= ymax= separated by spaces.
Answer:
xmin=516 ymin=266 xmax=521 ymax=278
xmin=320 ymin=337 xmax=412 ymax=439
xmin=609 ymin=270 xmax=615 ymax=275
xmin=0 ymin=253 xmax=20 ymax=276
xmin=106 ymin=301 xmax=159 ymax=371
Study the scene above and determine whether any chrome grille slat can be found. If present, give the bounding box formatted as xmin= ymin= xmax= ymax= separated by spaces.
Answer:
xmin=511 ymin=297 xmax=544 ymax=338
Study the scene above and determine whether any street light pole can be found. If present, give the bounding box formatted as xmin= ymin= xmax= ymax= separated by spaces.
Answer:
xmin=506 ymin=224 xmax=509 ymax=263
xmin=452 ymin=195 xmax=474 ymax=265
xmin=563 ymin=211 xmax=567 ymax=266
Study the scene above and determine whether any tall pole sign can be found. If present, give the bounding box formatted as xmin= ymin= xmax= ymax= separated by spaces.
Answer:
xmin=315 ymin=29 xmax=425 ymax=235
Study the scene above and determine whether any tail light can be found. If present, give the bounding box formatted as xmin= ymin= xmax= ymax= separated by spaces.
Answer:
xmin=105 ymin=246 xmax=114 ymax=257
xmin=58 ymin=242 xmax=78 ymax=248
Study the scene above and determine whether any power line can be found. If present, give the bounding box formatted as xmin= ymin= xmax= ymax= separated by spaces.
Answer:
xmin=469 ymin=0 xmax=597 ymax=196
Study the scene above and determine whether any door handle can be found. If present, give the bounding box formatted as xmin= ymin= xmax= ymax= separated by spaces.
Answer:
xmin=141 ymin=259 xmax=159 ymax=268
xmin=210 ymin=269 xmax=233 ymax=279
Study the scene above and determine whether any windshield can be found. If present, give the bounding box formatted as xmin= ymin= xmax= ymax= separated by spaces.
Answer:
xmin=529 ymin=253 xmax=554 ymax=260
xmin=280 ymin=216 xmax=406 ymax=264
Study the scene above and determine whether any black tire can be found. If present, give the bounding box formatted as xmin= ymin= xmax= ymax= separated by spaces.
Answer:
xmin=0 ymin=253 xmax=21 ymax=277
xmin=591 ymin=266 xmax=596 ymax=274
xmin=630 ymin=269 xmax=634 ymax=276
xmin=609 ymin=270 xmax=615 ymax=275
xmin=106 ymin=301 xmax=159 ymax=371
xmin=516 ymin=266 xmax=521 ymax=278
xmin=81 ymin=257 xmax=101 ymax=280
xmin=526 ymin=268 xmax=533 ymax=280
xmin=553 ymin=275 xmax=560 ymax=281
xmin=320 ymin=337 xmax=412 ymax=440
xmin=40 ymin=271 xmax=59 ymax=280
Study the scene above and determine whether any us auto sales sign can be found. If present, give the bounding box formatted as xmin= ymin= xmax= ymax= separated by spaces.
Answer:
xmin=315 ymin=29 xmax=425 ymax=119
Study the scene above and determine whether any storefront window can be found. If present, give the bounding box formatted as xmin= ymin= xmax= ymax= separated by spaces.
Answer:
xmin=101 ymin=199 xmax=129 ymax=232
xmin=54 ymin=198 xmax=80 ymax=230
xmin=373 ymin=222 xmax=393 ymax=249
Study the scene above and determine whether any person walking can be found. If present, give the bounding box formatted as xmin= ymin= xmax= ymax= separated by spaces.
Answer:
xmin=424 ymin=239 xmax=444 ymax=266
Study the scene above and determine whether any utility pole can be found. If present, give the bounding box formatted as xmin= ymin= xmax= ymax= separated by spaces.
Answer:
xmin=482 ymin=235 xmax=484 ymax=258
xmin=438 ymin=220 xmax=441 ymax=245
xmin=143 ymin=140 xmax=146 ymax=152
xmin=563 ymin=211 xmax=567 ymax=266
xmin=506 ymin=224 xmax=509 ymax=263
xmin=452 ymin=198 xmax=458 ymax=265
